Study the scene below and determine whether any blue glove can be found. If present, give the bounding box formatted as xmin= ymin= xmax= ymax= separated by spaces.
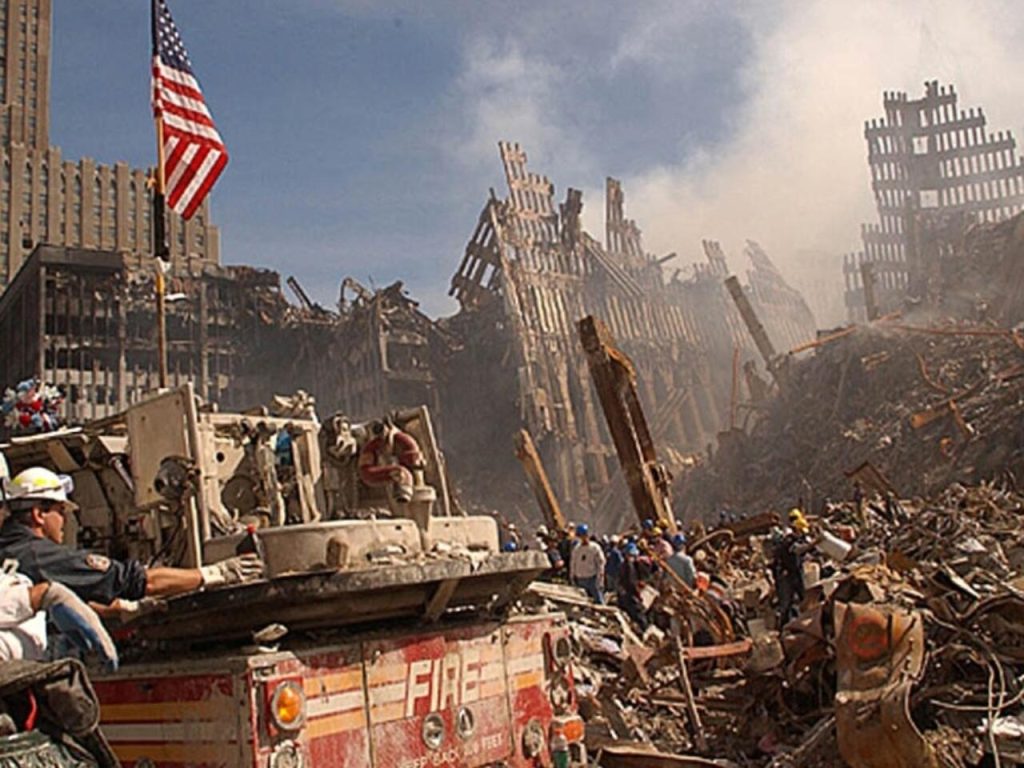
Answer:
xmin=41 ymin=583 xmax=119 ymax=671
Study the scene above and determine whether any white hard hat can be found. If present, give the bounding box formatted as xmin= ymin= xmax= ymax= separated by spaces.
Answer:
xmin=8 ymin=467 xmax=78 ymax=511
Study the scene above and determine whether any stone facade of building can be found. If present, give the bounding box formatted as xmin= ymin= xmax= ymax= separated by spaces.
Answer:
xmin=0 ymin=0 xmax=219 ymax=291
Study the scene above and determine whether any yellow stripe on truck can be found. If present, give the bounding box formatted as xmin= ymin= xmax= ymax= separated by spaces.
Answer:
xmin=113 ymin=742 xmax=236 ymax=763
xmin=304 ymin=669 xmax=363 ymax=696
xmin=307 ymin=709 xmax=368 ymax=738
xmin=367 ymin=663 xmax=407 ymax=685
xmin=370 ymin=701 xmax=405 ymax=723
xmin=512 ymin=670 xmax=544 ymax=691
xmin=102 ymin=700 xmax=235 ymax=723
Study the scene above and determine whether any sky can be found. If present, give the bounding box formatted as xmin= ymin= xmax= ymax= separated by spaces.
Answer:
xmin=51 ymin=1 xmax=1024 ymax=325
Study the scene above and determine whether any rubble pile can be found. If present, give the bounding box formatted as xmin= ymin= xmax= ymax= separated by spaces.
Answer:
xmin=528 ymin=479 xmax=1024 ymax=767
xmin=679 ymin=322 xmax=1024 ymax=519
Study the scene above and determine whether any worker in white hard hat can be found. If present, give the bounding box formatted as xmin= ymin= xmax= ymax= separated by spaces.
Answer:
xmin=0 ymin=457 xmax=118 ymax=667
xmin=0 ymin=467 xmax=263 ymax=616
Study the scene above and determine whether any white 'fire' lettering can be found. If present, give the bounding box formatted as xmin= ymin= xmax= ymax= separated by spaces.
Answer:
xmin=386 ymin=646 xmax=521 ymax=719
xmin=405 ymin=659 xmax=433 ymax=718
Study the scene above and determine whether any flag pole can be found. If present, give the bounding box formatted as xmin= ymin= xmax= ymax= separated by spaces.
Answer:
xmin=151 ymin=0 xmax=169 ymax=389
xmin=153 ymin=116 xmax=169 ymax=390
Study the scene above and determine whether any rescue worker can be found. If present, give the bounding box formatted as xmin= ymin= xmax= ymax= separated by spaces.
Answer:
xmin=0 ymin=567 xmax=118 ymax=669
xmin=0 ymin=458 xmax=118 ymax=668
xmin=645 ymin=525 xmax=673 ymax=560
xmin=0 ymin=467 xmax=264 ymax=616
xmin=358 ymin=419 xmax=423 ymax=503
xmin=665 ymin=533 xmax=696 ymax=589
xmin=769 ymin=521 xmax=809 ymax=626
xmin=851 ymin=480 xmax=865 ymax=522
xmin=617 ymin=543 xmax=648 ymax=630
xmin=604 ymin=534 xmax=624 ymax=594
xmin=557 ymin=524 xmax=575 ymax=572
xmin=569 ymin=523 xmax=605 ymax=604
xmin=788 ymin=508 xmax=810 ymax=535
xmin=536 ymin=526 xmax=565 ymax=579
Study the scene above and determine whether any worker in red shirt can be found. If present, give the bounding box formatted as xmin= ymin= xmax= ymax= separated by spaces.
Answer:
xmin=358 ymin=419 xmax=423 ymax=503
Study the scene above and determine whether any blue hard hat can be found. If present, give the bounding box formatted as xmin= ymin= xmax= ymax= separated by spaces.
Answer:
xmin=672 ymin=533 xmax=687 ymax=549
xmin=641 ymin=519 xmax=655 ymax=531
xmin=503 ymin=540 xmax=519 ymax=552
xmin=625 ymin=543 xmax=640 ymax=556
xmin=575 ymin=523 xmax=590 ymax=537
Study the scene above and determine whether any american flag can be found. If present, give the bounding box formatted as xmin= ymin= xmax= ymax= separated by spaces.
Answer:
xmin=151 ymin=0 xmax=228 ymax=220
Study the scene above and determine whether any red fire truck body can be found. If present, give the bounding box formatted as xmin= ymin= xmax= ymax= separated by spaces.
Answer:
xmin=2 ymin=389 xmax=584 ymax=767
xmin=93 ymin=614 xmax=584 ymax=768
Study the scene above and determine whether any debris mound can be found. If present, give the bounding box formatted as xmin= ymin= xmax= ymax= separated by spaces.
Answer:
xmin=679 ymin=322 xmax=1024 ymax=518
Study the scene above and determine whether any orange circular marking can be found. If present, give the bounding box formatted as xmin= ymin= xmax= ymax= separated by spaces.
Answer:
xmin=847 ymin=614 xmax=888 ymax=661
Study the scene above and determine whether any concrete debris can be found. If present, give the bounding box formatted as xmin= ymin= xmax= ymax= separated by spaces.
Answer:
xmin=519 ymin=476 xmax=1024 ymax=767
xmin=679 ymin=319 xmax=1024 ymax=520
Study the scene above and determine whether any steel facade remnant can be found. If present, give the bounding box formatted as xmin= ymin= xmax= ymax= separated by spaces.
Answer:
xmin=513 ymin=428 xmax=568 ymax=533
xmin=844 ymin=81 xmax=1024 ymax=321
xmin=0 ymin=142 xmax=819 ymax=527
xmin=445 ymin=142 xmax=816 ymax=526
xmin=724 ymin=276 xmax=779 ymax=375
xmin=578 ymin=315 xmax=674 ymax=531
xmin=0 ymin=244 xmax=319 ymax=426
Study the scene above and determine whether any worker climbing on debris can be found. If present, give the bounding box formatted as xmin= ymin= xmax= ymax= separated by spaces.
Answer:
xmin=569 ymin=523 xmax=606 ymax=604
xmin=0 ymin=467 xmax=265 ymax=619
xmin=768 ymin=510 xmax=814 ymax=625
xmin=851 ymin=480 xmax=865 ymax=523
xmin=665 ymin=533 xmax=697 ymax=589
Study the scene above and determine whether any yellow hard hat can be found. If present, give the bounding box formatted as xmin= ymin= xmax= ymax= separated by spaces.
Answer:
xmin=788 ymin=508 xmax=809 ymax=533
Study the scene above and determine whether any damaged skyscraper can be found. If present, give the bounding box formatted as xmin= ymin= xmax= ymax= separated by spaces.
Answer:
xmin=844 ymin=81 xmax=1024 ymax=321
xmin=442 ymin=142 xmax=815 ymax=524
xmin=0 ymin=139 xmax=818 ymax=528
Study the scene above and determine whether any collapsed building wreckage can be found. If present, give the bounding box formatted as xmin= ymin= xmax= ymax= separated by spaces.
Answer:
xmin=443 ymin=142 xmax=814 ymax=526
xmin=525 ymin=478 xmax=1024 ymax=768
xmin=0 ymin=142 xmax=817 ymax=530
xmin=607 ymin=82 xmax=1024 ymax=768
xmin=5 ymin=85 xmax=1024 ymax=767
xmin=843 ymin=81 xmax=1024 ymax=323
xmin=685 ymin=81 xmax=1024 ymax=521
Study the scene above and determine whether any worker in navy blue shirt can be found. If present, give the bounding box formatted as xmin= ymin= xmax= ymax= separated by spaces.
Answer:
xmin=0 ymin=467 xmax=263 ymax=616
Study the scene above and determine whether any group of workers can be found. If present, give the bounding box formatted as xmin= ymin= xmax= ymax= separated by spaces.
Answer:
xmin=0 ymin=462 xmax=264 ymax=670
xmin=517 ymin=503 xmax=828 ymax=633
xmin=529 ymin=517 xmax=698 ymax=630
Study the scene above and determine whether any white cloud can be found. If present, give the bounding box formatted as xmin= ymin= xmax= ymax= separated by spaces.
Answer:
xmin=622 ymin=0 xmax=1024 ymax=324
xmin=440 ymin=0 xmax=1024 ymax=326
xmin=449 ymin=37 xmax=563 ymax=169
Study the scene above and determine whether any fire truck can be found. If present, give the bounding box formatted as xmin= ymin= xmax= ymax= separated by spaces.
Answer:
xmin=1 ymin=385 xmax=586 ymax=768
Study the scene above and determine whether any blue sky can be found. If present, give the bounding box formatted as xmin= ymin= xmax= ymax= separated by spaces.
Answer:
xmin=51 ymin=2 xmax=1024 ymax=324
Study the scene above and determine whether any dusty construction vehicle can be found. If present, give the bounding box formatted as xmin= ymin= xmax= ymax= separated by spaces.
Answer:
xmin=1 ymin=385 xmax=585 ymax=768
